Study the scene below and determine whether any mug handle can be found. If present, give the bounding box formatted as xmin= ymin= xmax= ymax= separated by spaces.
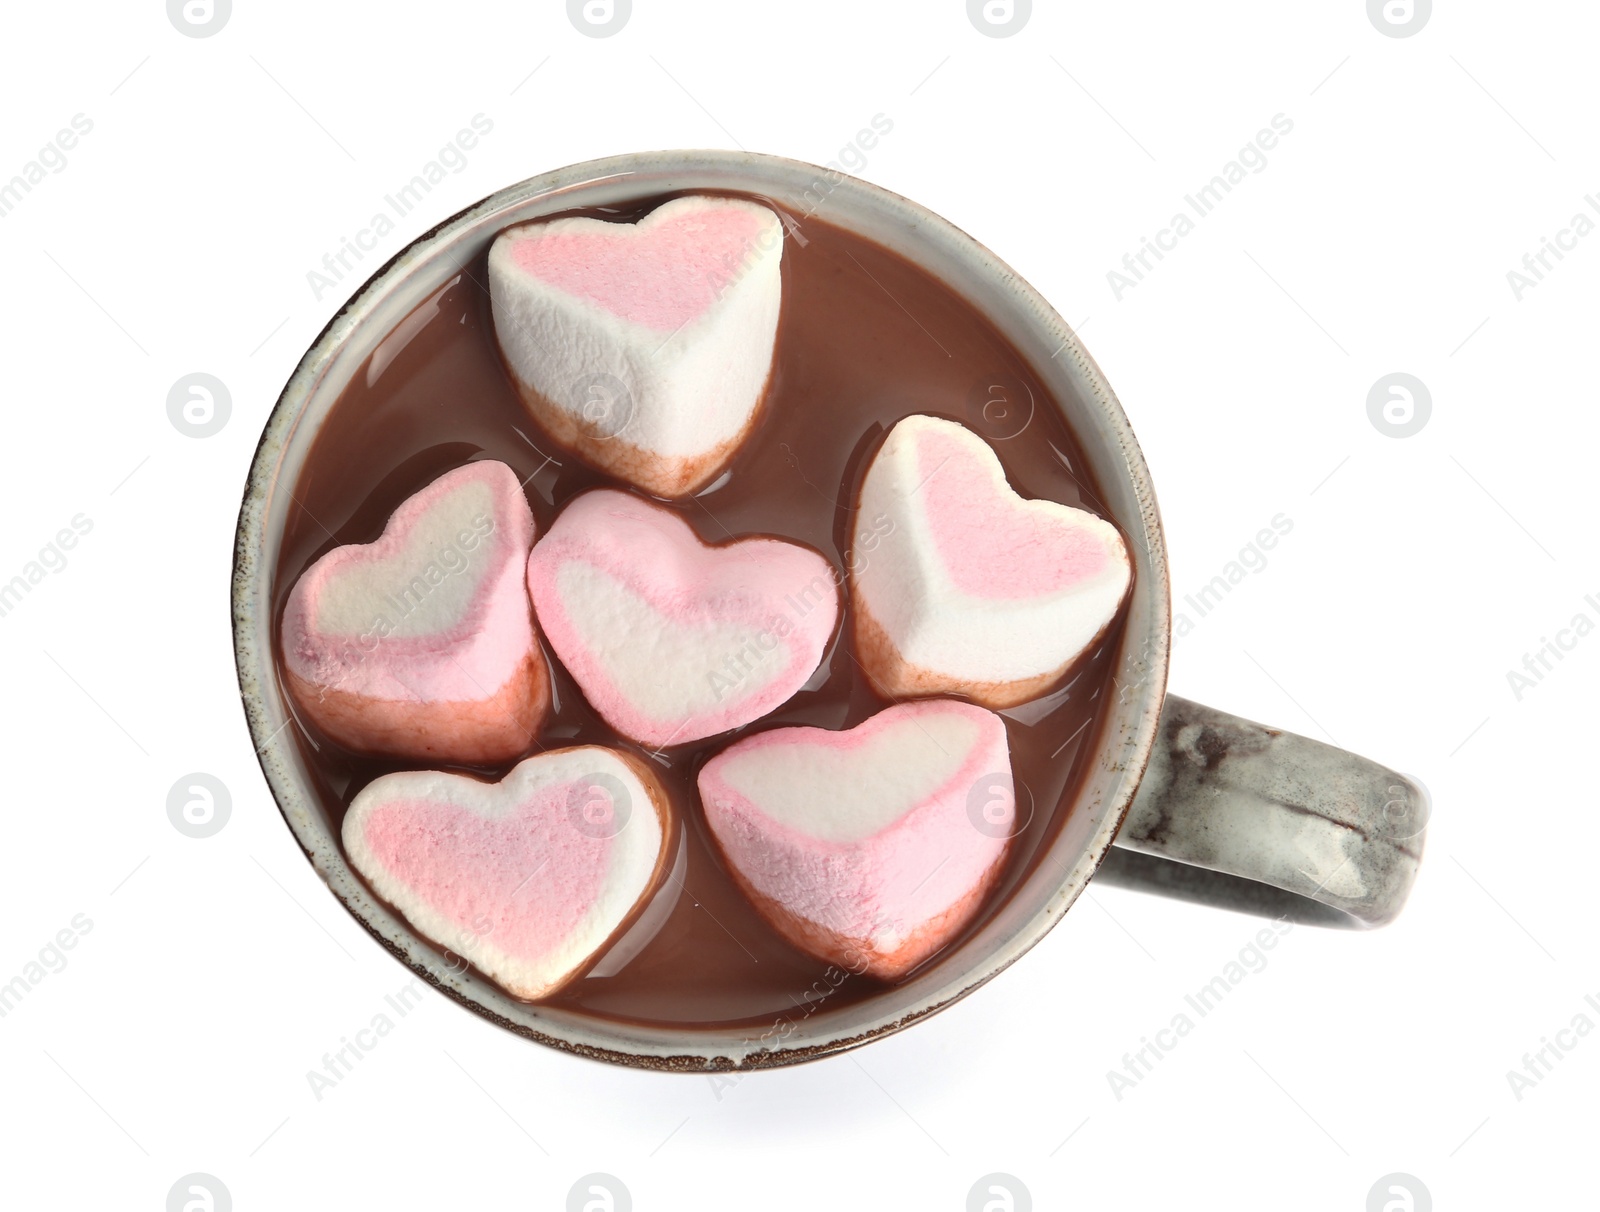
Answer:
xmin=1108 ymin=695 xmax=1427 ymax=927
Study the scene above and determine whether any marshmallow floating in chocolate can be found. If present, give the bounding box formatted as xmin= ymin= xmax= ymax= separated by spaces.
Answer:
xmin=281 ymin=460 xmax=549 ymax=764
xmin=488 ymin=195 xmax=785 ymax=497
xmin=344 ymin=747 xmax=671 ymax=1000
xmin=699 ymin=700 xmax=1014 ymax=979
xmin=527 ymin=489 xmax=839 ymax=748
xmin=852 ymin=415 xmax=1131 ymax=709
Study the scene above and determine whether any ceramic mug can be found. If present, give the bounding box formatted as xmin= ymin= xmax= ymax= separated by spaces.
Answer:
xmin=233 ymin=150 xmax=1426 ymax=1070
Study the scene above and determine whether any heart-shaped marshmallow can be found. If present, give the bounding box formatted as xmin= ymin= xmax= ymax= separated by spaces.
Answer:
xmin=489 ymin=195 xmax=785 ymax=497
xmin=852 ymin=415 xmax=1131 ymax=709
xmin=343 ymin=746 xmax=672 ymax=1000
xmin=281 ymin=461 xmax=550 ymax=764
xmin=699 ymin=700 xmax=1013 ymax=979
xmin=528 ymin=489 xmax=839 ymax=748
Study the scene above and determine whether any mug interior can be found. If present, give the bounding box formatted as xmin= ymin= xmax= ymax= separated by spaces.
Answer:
xmin=233 ymin=150 xmax=1171 ymax=1069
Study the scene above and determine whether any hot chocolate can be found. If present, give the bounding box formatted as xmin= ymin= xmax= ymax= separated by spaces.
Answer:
xmin=271 ymin=193 xmax=1130 ymax=1031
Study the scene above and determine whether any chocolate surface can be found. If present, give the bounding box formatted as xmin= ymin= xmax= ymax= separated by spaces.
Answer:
xmin=271 ymin=194 xmax=1128 ymax=1031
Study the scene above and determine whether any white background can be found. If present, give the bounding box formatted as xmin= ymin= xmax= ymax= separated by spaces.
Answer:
xmin=0 ymin=1 xmax=1593 ymax=1208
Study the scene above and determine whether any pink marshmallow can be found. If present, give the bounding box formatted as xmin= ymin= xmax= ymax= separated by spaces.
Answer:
xmin=852 ymin=415 xmax=1131 ymax=709
xmin=281 ymin=461 xmax=549 ymax=764
xmin=527 ymin=489 xmax=839 ymax=748
xmin=488 ymin=195 xmax=786 ymax=497
xmin=343 ymin=746 xmax=672 ymax=1000
xmin=698 ymin=700 xmax=1014 ymax=979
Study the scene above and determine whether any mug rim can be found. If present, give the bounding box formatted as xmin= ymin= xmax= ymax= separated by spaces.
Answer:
xmin=232 ymin=149 xmax=1172 ymax=1070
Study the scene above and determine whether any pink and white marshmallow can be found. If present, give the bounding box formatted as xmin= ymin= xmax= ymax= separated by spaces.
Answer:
xmin=343 ymin=746 xmax=672 ymax=1001
xmin=699 ymin=700 xmax=1014 ymax=980
xmin=852 ymin=415 xmax=1131 ymax=709
xmin=489 ymin=195 xmax=785 ymax=497
xmin=281 ymin=461 xmax=549 ymax=765
xmin=528 ymin=489 xmax=839 ymax=748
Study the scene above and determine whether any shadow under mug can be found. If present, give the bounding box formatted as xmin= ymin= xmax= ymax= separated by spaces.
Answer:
xmin=232 ymin=150 xmax=1426 ymax=1071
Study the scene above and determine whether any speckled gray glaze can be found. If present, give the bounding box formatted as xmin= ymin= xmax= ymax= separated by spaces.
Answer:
xmin=1117 ymin=697 xmax=1425 ymax=926
xmin=232 ymin=150 xmax=1420 ymax=1071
